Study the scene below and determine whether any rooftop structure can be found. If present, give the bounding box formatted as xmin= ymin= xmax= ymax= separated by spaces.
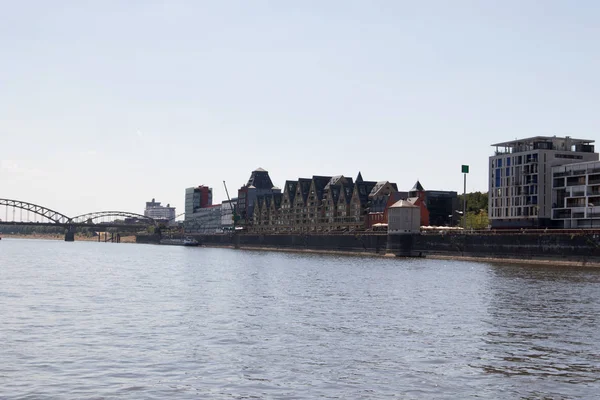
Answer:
xmin=492 ymin=136 xmax=595 ymax=155
xmin=144 ymin=198 xmax=176 ymax=223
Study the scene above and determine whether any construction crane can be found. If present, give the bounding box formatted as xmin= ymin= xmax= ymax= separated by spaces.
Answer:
xmin=223 ymin=181 xmax=240 ymax=230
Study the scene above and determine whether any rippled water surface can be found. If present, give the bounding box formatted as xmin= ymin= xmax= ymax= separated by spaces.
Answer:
xmin=1 ymin=239 xmax=600 ymax=399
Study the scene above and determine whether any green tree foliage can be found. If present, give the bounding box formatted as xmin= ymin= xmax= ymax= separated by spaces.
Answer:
xmin=461 ymin=210 xmax=490 ymax=230
xmin=458 ymin=191 xmax=488 ymax=213
xmin=457 ymin=192 xmax=489 ymax=229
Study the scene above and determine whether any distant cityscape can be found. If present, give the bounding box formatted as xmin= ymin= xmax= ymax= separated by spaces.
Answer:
xmin=144 ymin=135 xmax=600 ymax=233
xmin=146 ymin=169 xmax=458 ymax=234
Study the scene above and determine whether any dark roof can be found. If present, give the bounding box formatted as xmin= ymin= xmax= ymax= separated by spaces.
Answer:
xmin=312 ymin=175 xmax=332 ymax=201
xmin=246 ymin=169 xmax=274 ymax=189
xmin=272 ymin=193 xmax=283 ymax=209
xmin=298 ymin=178 xmax=312 ymax=204
xmin=284 ymin=180 xmax=298 ymax=204
xmin=411 ymin=180 xmax=425 ymax=192
xmin=388 ymin=191 xmax=407 ymax=205
xmin=264 ymin=195 xmax=272 ymax=209
xmin=325 ymin=175 xmax=354 ymax=189
xmin=356 ymin=181 xmax=377 ymax=205
xmin=369 ymin=194 xmax=389 ymax=213
xmin=356 ymin=171 xmax=363 ymax=183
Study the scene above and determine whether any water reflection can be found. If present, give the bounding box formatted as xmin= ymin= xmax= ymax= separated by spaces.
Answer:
xmin=478 ymin=263 xmax=600 ymax=397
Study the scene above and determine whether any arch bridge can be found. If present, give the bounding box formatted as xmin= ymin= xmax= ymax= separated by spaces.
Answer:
xmin=0 ymin=198 xmax=157 ymax=241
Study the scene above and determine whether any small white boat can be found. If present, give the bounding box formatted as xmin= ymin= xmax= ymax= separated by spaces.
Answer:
xmin=160 ymin=236 xmax=199 ymax=246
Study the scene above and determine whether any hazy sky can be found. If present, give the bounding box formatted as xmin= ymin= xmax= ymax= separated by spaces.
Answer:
xmin=2 ymin=1 xmax=600 ymax=217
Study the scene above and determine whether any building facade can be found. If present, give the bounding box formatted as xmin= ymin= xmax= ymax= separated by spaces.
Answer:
xmin=184 ymin=185 xmax=221 ymax=233
xmin=237 ymin=168 xmax=281 ymax=225
xmin=185 ymin=185 xmax=212 ymax=216
xmin=184 ymin=205 xmax=222 ymax=234
xmin=221 ymin=198 xmax=238 ymax=230
xmin=489 ymin=136 xmax=598 ymax=228
xmin=552 ymin=160 xmax=600 ymax=228
xmin=388 ymin=200 xmax=420 ymax=234
xmin=248 ymin=173 xmax=398 ymax=233
xmin=144 ymin=198 xmax=176 ymax=223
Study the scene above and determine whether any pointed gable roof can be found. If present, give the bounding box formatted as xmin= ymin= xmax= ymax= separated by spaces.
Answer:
xmin=411 ymin=180 xmax=425 ymax=192
xmin=356 ymin=171 xmax=364 ymax=182
xmin=326 ymin=175 xmax=353 ymax=189
xmin=312 ymin=175 xmax=332 ymax=201
xmin=298 ymin=178 xmax=312 ymax=203
xmin=369 ymin=181 xmax=400 ymax=198
xmin=284 ymin=180 xmax=298 ymax=203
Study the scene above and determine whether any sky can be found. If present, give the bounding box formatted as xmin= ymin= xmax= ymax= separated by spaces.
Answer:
xmin=2 ymin=0 xmax=600 ymax=218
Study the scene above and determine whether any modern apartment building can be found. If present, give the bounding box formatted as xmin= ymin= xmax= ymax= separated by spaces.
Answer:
xmin=552 ymin=160 xmax=600 ymax=228
xmin=144 ymin=198 xmax=176 ymax=223
xmin=489 ymin=136 xmax=598 ymax=228
xmin=184 ymin=185 xmax=212 ymax=216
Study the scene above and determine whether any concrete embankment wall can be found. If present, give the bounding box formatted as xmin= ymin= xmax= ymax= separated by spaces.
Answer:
xmin=137 ymin=232 xmax=600 ymax=265
xmin=408 ymin=232 xmax=600 ymax=264
xmin=193 ymin=233 xmax=389 ymax=254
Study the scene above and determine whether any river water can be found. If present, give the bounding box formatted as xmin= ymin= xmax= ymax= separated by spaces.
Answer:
xmin=1 ymin=238 xmax=599 ymax=399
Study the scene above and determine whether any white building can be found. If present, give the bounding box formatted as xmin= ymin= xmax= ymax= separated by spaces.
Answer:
xmin=388 ymin=200 xmax=420 ymax=234
xmin=144 ymin=198 xmax=176 ymax=224
xmin=184 ymin=205 xmax=222 ymax=234
xmin=489 ymin=136 xmax=598 ymax=228
xmin=552 ymin=160 xmax=600 ymax=228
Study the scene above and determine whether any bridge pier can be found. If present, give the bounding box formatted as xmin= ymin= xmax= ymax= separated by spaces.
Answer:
xmin=65 ymin=226 xmax=75 ymax=242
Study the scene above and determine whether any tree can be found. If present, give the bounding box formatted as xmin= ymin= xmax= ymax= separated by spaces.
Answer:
xmin=458 ymin=192 xmax=488 ymax=213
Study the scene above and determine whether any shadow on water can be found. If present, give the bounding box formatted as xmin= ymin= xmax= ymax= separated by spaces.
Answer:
xmin=474 ymin=262 xmax=600 ymax=397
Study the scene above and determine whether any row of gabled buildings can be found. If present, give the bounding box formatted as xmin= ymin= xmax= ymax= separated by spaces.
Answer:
xmin=183 ymin=167 xmax=458 ymax=234
xmin=251 ymin=173 xmax=398 ymax=233
xmin=236 ymin=168 xmax=458 ymax=233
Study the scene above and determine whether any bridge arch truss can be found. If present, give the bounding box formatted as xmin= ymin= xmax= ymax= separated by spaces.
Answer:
xmin=0 ymin=198 xmax=71 ymax=224
xmin=69 ymin=211 xmax=157 ymax=226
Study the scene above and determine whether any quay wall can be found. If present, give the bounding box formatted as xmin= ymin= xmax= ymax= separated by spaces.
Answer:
xmin=409 ymin=231 xmax=600 ymax=264
xmin=137 ymin=231 xmax=600 ymax=264
xmin=193 ymin=233 xmax=390 ymax=254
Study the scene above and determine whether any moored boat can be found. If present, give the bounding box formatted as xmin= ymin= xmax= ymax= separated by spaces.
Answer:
xmin=159 ymin=236 xmax=199 ymax=246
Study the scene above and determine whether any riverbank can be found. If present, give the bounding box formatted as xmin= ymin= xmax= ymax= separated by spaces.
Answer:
xmin=2 ymin=233 xmax=136 ymax=243
xmin=196 ymin=242 xmax=600 ymax=267
xmin=170 ymin=232 xmax=600 ymax=268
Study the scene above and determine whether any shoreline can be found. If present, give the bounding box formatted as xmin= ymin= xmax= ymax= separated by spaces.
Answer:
xmin=1 ymin=234 xmax=136 ymax=243
xmin=195 ymin=243 xmax=600 ymax=268
xmin=6 ymin=234 xmax=599 ymax=267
